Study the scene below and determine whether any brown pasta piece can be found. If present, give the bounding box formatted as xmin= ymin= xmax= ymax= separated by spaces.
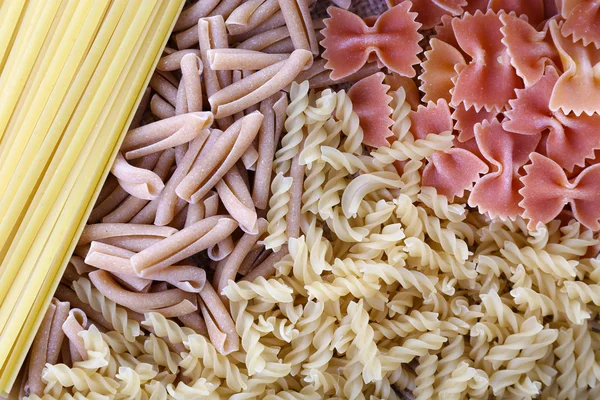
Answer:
xmin=286 ymin=152 xmax=305 ymax=239
xmin=131 ymin=88 xmax=152 ymax=130
xmin=178 ymin=312 xmax=209 ymax=337
xmin=69 ymin=256 xmax=95 ymax=276
xmin=216 ymin=165 xmax=258 ymax=233
xmin=142 ymin=264 xmax=207 ymax=293
xmin=100 ymin=236 xmax=163 ymax=252
xmin=225 ymin=0 xmax=281 ymax=36
xmin=175 ymin=80 xmax=189 ymax=116
xmin=242 ymin=246 xmax=288 ymax=281
xmin=214 ymin=218 xmax=268 ymax=305
xmin=277 ymin=0 xmax=319 ymax=54
xmin=79 ymin=224 xmax=177 ymax=246
xmin=177 ymin=112 xmax=263 ymax=202
xmin=111 ymin=153 xmax=167 ymax=201
xmin=304 ymin=62 xmax=382 ymax=90
xmin=130 ymin=199 xmax=160 ymax=225
xmin=47 ymin=299 xmax=70 ymax=365
xmin=122 ymin=112 xmax=213 ymax=158
xmin=124 ymin=114 xmax=212 ymax=161
xmin=229 ymin=10 xmax=286 ymax=43
xmin=96 ymin=175 xmax=120 ymax=207
xmin=150 ymin=94 xmax=176 ymax=119
xmin=253 ymin=92 xmax=287 ymax=209
xmin=199 ymin=283 xmax=239 ymax=355
xmin=149 ymin=73 xmax=178 ymax=106
xmin=207 ymin=48 xmax=288 ymax=71
xmin=175 ymin=0 xmax=221 ymax=32
xmin=25 ymin=303 xmax=56 ymax=396
xmin=88 ymin=270 xmax=197 ymax=317
xmin=62 ymin=309 xmax=88 ymax=361
xmin=181 ymin=53 xmax=204 ymax=113
xmin=131 ymin=216 xmax=239 ymax=273
xmin=209 ymin=49 xmax=312 ymax=118
xmin=60 ymin=339 xmax=72 ymax=368
xmin=102 ymin=149 xmax=176 ymax=223
xmin=185 ymin=202 xmax=205 ymax=227
xmin=237 ymin=246 xmax=267 ymax=275
xmin=157 ymin=49 xmax=203 ymax=71
xmin=112 ymin=273 xmax=152 ymax=293
xmin=207 ymin=236 xmax=235 ymax=261
xmin=169 ymin=205 xmax=189 ymax=230
xmin=89 ymin=154 xmax=161 ymax=223
xmin=262 ymin=37 xmax=296 ymax=54
xmin=241 ymin=143 xmax=259 ymax=171
xmin=236 ymin=25 xmax=291 ymax=51
xmin=155 ymin=133 xmax=216 ymax=226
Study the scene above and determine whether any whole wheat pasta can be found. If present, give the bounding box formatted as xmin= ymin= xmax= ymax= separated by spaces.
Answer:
xmin=131 ymin=216 xmax=239 ymax=273
xmin=253 ymin=92 xmax=288 ymax=210
xmin=150 ymin=73 xmax=178 ymax=107
xmin=111 ymin=272 xmax=152 ymax=294
xmin=237 ymin=246 xmax=267 ymax=276
xmin=262 ymin=38 xmax=297 ymax=54
xmin=102 ymin=149 xmax=176 ymax=224
xmin=141 ymin=265 xmax=207 ymax=293
xmin=180 ymin=54 xmax=204 ymax=113
xmin=68 ymin=256 xmax=95 ymax=276
xmin=99 ymin=236 xmax=163 ymax=253
xmin=157 ymin=69 xmax=181 ymax=87
xmin=225 ymin=0 xmax=281 ymax=36
xmin=277 ymin=0 xmax=319 ymax=55
xmin=124 ymin=115 xmax=212 ymax=160
xmin=111 ymin=153 xmax=166 ymax=201
xmin=131 ymin=88 xmax=152 ymax=130
xmin=175 ymin=1 xmax=244 ymax=49
xmin=62 ymin=309 xmax=89 ymax=362
xmin=207 ymin=49 xmax=289 ymax=71
xmin=121 ymin=112 xmax=213 ymax=157
xmin=88 ymin=270 xmax=197 ymax=318
xmin=178 ymin=311 xmax=209 ymax=337
xmin=241 ymin=143 xmax=259 ymax=171
xmin=236 ymin=25 xmax=292 ymax=51
xmin=157 ymin=49 xmax=203 ymax=71
xmin=175 ymin=0 xmax=221 ymax=32
xmin=184 ymin=202 xmax=205 ymax=228
xmin=150 ymin=95 xmax=176 ymax=120
xmin=208 ymin=236 xmax=235 ymax=261
xmin=24 ymin=303 xmax=55 ymax=397
xmin=155 ymin=133 xmax=215 ymax=226
xmin=208 ymin=49 xmax=312 ymax=118
xmin=229 ymin=10 xmax=287 ymax=43
xmin=78 ymin=224 xmax=177 ymax=246
xmin=176 ymin=80 xmax=189 ymax=116
xmin=214 ymin=218 xmax=269 ymax=305
xmin=47 ymin=299 xmax=70 ymax=365
xmin=301 ymin=62 xmax=382 ymax=90
xmin=287 ymin=152 xmax=305 ymax=239
xmin=176 ymin=112 xmax=264 ymax=202
xmin=198 ymin=16 xmax=235 ymax=129
xmin=199 ymin=284 xmax=240 ymax=355
xmin=243 ymin=246 xmax=289 ymax=282
xmin=216 ymin=166 xmax=259 ymax=234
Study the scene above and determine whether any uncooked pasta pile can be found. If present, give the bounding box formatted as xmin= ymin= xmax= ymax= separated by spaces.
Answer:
xmin=10 ymin=0 xmax=600 ymax=399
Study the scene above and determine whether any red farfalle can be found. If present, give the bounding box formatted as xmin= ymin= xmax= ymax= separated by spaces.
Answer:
xmin=423 ymin=148 xmax=489 ymax=200
xmin=434 ymin=14 xmax=460 ymax=49
xmin=388 ymin=0 xmax=466 ymax=29
xmin=348 ymin=72 xmax=394 ymax=148
xmin=420 ymin=38 xmax=466 ymax=103
xmin=488 ymin=0 xmax=545 ymax=26
xmin=463 ymin=0 xmax=490 ymax=14
xmin=321 ymin=4 xmax=423 ymax=80
xmin=549 ymin=20 xmax=600 ymax=116
xmin=453 ymin=103 xmax=498 ymax=142
xmin=451 ymin=10 xmax=523 ymax=112
xmin=521 ymin=153 xmax=600 ymax=230
xmin=468 ymin=119 xmax=540 ymax=219
xmin=503 ymin=65 xmax=600 ymax=171
xmin=561 ymin=0 xmax=600 ymax=48
xmin=409 ymin=99 xmax=454 ymax=140
xmin=500 ymin=13 xmax=560 ymax=87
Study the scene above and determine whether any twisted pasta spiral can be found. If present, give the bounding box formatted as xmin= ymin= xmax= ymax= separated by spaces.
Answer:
xmin=301 ymin=315 xmax=335 ymax=373
xmin=404 ymin=237 xmax=477 ymax=280
xmin=42 ymin=365 xmax=118 ymax=395
xmin=398 ymin=160 xmax=422 ymax=202
xmin=300 ymin=89 xmax=337 ymax=166
xmin=184 ymin=333 xmax=248 ymax=392
xmin=73 ymin=278 xmax=142 ymax=342
xmin=393 ymin=194 xmax=424 ymax=239
xmin=372 ymin=310 xmax=440 ymax=341
xmin=264 ymin=172 xmax=293 ymax=251
xmin=223 ymin=277 xmax=294 ymax=303
xmin=142 ymin=334 xmax=181 ymax=374
xmin=371 ymin=130 xmax=454 ymax=166
xmin=501 ymin=241 xmax=578 ymax=280
xmin=274 ymin=81 xmax=309 ymax=174
xmin=347 ymin=300 xmax=381 ymax=384
xmin=334 ymin=90 xmax=363 ymax=154
xmin=301 ymin=160 xmax=328 ymax=214
xmin=437 ymin=361 xmax=476 ymax=400
xmin=380 ymin=330 xmax=447 ymax=372
xmin=141 ymin=312 xmax=195 ymax=345
xmin=283 ymin=301 xmax=324 ymax=375
xmin=390 ymin=87 xmax=411 ymax=141
xmin=230 ymin=299 xmax=269 ymax=375
xmin=417 ymin=186 xmax=466 ymax=222
xmin=413 ymin=354 xmax=437 ymax=400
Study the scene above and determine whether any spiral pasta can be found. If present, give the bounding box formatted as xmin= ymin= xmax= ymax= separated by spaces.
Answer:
xmin=333 ymin=90 xmax=363 ymax=154
xmin=223 ymin=277 xmax=294 ymax=304
xmin=42 ymin=365 xmax=118 ymax=396
xmin=264 ymin=172 xmax=293 ymax=251
xmin=274 ymin=81 xmax=309 ymax=175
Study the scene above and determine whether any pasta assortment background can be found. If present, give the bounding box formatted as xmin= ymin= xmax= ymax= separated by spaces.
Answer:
xmin=7 ymin=0 xmax=600 ymax=399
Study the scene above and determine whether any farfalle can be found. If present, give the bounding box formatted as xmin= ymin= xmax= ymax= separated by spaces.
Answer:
xmin=434 ymin=14 xmax=460 ymax=48
xmin=549 ymin=20 xmax=600 ymax=116
xmin=321 ymin=3 xmax=422 ymax=80
xmin=423 ymin=148 xmax=489 ymax=200
xmin=420 ymin=38 xmax=466 ymax=103
xmin=488 ymin=0 xmax=545 ymax=26
xmin=347 ymin=72 xmax=394 ymax=148
xmin=561 ymin=0 xmax=600 ymax=48
xmin=385 ymin=73 xmax=421 ymax=109
xmin=503 ymin=65 xmax=600 ymax=171
xmin=521 ymin=153 xmax=600 ymax=230
xmin=468 ymin=119 xmax=540 ymax=219
xmin=451 ymin=10 xmax=523 ymax=111
xmin=388 ymin=0 xmax=466 ymax=29
xmin=409 ymin=99 xmax=454 ymax=140
xmin=463 ymin=0 xmax=491 ymax=14
xmin=452 ymin=103 xmax=498 ymax=142
xmin=500 ymin=13 xmax=559 ymax=87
